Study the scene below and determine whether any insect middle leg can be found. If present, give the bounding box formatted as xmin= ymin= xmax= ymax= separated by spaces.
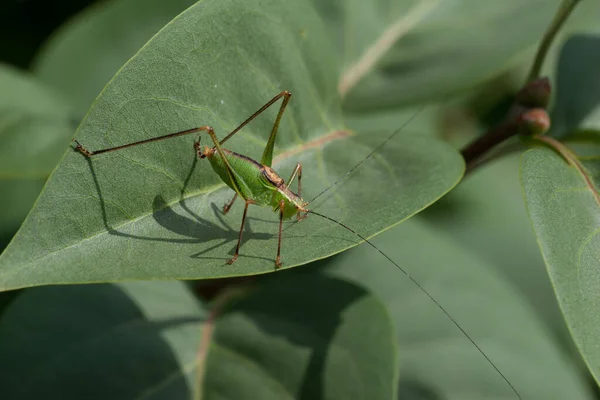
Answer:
xmin=275 ymin=199 xmax=285 ymax=268
xmin=228 ymin=200 xmax=251 ymax=265
xmin=223 ymin=193 xmax=238 ymax=214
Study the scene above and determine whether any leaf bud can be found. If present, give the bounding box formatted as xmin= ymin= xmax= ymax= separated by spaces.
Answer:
xmin=517 ymin=108 xmax=551 ymax=136
xmin=515 ymin=77 xmax=551 ymax=108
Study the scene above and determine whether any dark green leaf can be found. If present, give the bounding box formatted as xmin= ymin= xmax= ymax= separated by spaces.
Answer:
xmin=0 ymin=281 xmax=205 ymax=399
xmin=521 ymin=147 xmax=600 ymax=386
xmin=0 ymin=0 xmax=464 ymax=290
xmin=204 ymin=274 xmax=397 ymax=399
xmin=552 ymin=34 xmax=600 ymax=136
xmin=325 ymin=218 xmax=594 ymax=399
xmin=0 ymin=276 xmax=397 ymax=399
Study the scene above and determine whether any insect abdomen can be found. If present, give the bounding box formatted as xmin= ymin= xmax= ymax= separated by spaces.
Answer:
xmin=206 ymin=148 xmax=271 ymax=203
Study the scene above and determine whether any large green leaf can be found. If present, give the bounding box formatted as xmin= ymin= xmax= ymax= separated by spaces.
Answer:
xmin=324 ymin=219 xmax=593 ymax=399
xmin=520 ymin=25 xmax=600 ymax=385
xmin=0 ymin=0 xmax=464 ymax=290
xmin=0 ymin=276 xmax=397 ymax=399
xmin=0 ymin=64 xmax=73 ymax=238
xmin=521 ymin=147 xmax=600 ymax=386
xmin=32 ymin=0 xmax=197 ymax=119
xmin=311 ymin=0 xmax=564 ymax=111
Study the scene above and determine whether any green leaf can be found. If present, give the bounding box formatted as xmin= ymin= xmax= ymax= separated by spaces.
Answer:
xmin=0 ymin=64 xmax=73 ymax=237
xmin=324 ymin=218 xmax=594 ymax=399
xmin=0 ymin=0 xmax=464 ymax=290
xmin=0 ymin=276 xmax=397 ymax=399
xmin=204 ymin=274 xmax=397 ymax=399
xmin=312 ymin=0 xmax=565 ymax=111
xmin=521 ymin=147 xmax=600 ymax=386
xmin=32 ymin=0 xmax=198 ymax=119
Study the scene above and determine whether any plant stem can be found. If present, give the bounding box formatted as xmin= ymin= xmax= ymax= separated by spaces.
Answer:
xmin=527 ymin=0 xmax=582 ymax=82
xmin=460 ymin=122 xmax=517 ymax=171
xmin=464 ymin=140 xmax=525 ymax=174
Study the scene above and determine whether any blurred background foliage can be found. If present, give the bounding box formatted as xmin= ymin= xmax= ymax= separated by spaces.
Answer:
xmin=0 ymin=0 xmax=97 ymax=69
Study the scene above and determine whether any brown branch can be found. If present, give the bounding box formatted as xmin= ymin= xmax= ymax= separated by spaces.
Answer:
xmin=460 ymin=122 xmax=518 ymax=171
xmin=459 ymin=78 xmax=551 ymax=172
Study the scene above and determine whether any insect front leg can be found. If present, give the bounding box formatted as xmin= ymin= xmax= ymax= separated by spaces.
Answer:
xmin=74 ymin=126 xmax=215 ymax=157
xmin=286 ymin=163 xmax=302 ymax=194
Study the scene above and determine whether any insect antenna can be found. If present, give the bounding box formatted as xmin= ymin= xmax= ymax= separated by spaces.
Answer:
xmin=304 ymin=108 xmax=520 ymax=398
xmin=308 ymin=106 xmax=425 ymax=204
xmin=307 ymin=210 xmax=522 ymax=400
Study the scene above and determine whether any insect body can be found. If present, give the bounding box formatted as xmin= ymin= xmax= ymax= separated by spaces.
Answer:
xmin=74 ymin=91 xmax=307 ymax=268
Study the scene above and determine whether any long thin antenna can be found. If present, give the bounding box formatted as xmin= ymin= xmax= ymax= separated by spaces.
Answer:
xmin=308 ymin=210 xmax=522 ymax=400
xmin=309 ymin=106 xmax=425 ymax=204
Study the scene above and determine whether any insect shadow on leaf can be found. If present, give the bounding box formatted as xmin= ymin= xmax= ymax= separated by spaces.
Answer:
xmin=80 ymin=150 xmax=276 ymax=262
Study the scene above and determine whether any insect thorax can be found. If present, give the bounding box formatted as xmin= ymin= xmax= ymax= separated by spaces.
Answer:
xmin=273 ymin=185 xmax=307 ymax=219
xmin=205 ymin=147 xmax=306 ymax=217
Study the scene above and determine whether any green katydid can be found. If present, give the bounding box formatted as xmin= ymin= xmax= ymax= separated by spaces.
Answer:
xmin=73 ymin=91 xmax=521 ymax=399
xmin=74 ymin=90 xmax=304 ymax=268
